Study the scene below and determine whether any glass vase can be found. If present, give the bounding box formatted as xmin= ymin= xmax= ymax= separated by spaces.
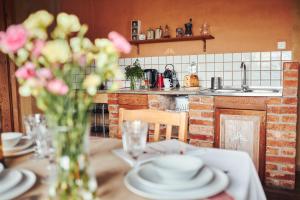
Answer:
xmin=48 ymin=126 xmax=97 ymax=200
xmin=129 ymin=78 xmax=141 ymax=90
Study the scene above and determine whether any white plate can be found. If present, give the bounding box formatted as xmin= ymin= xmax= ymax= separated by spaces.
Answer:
xmin=0 ymin=169 xmax=23 ymax=194
xmin=0 ymin=163 xmax=4 ymax=175
xmin=137 ymin=164 xmax=214 ymax=190
xmin=4 ymin=146 xmax=35 ymax=157
xmin=3 ymin=137 xmax=33 ymax=152
xmin=124 ymin=168 xmax=229 ymax=200
xmin=0 ymin=169 xmax=36 ymax=200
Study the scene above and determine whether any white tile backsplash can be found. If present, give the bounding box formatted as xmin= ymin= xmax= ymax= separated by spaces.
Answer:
xmin=282 ymin=51 xmax=292 ymax=60
xmin=261 ymin=52 xmax=271 ymax=61
xmin=215 ymin=54 xmax=223 ymax=62
xmin=107 ymin=51 xmax=292 ymax=89
xmin=251 ymin=52 xmax=260 ymax=61
xmin=224 ymin=53 xmax=232 ymax=62
xmin=198 ymin=55 xmax=205 ymax=63
xmin=151 ymin=56 xmax=159 ymax=64
xmin=181 ymin=56 xmax=189 ymax=63
xmin=206 ymin=54 xmax=214 ymax=62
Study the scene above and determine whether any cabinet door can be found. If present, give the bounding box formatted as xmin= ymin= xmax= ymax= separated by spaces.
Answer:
xmin=215 ymin=108 xmax=266 ymax=180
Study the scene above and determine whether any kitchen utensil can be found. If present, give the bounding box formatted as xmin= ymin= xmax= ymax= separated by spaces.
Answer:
xmin=136 ymin=164 xmax=214 ymax=190
xmin=163 ymin=78 xmax=171 ymax=89
xmin=163 ymin=25 xmax=170 ymax=38
xmin=176 ymin=28 xmax=184 ymax=37
xmin=144 ymin=69 xmax=158 ymax=88
xmin=151 ymin=155 xmax=204 ymax=181
xmin=211 ymin=77 xmax=222 ymax=90
xmin=1 ymin=132 xmax=22 ymax=149
xmin=157 ymin=73 xmax=164 ymax=88
xmin=138 ymin=34 xmax=146 ymax=40
xmin=200 ymin=22 xmax=210 ymax=36
xmin=146 ymin=28 xmax=155 ymax=40
xmin=163 ymin=64 xmax=180 ymax=88
xmin=155 ymin=26 xmax=163 ymax=39
xmin=124 ymin=167 xmax=229 ymax=200
xmin=184 ymin=18 xmax=193 ymax=36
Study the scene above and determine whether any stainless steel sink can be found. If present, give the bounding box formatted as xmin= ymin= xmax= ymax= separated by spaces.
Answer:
xmin=200 ymin=87 xmax=282 ymax=96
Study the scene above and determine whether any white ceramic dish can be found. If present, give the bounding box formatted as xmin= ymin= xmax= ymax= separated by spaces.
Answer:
xmin=4 ymin=146 xmax=35 ymax=157
xmin=137 ymin=164 xmax=214 ymax=190
xmin=3 ymin=137 xmax=33 ymax=152
xmin=0 ymin=169 xmax=36 ymax=200
xmin=151 ymin=155 xmax=204 ymax=182
xmin=124 ymin=167 xmax=229 ymax=200
xmin=0 ymin=163 xmax=4 ymax=175
xmin=1 ymin=132 xmax=23 ymax=149
xmin=0 ymin=169 xmax=23 ymax=194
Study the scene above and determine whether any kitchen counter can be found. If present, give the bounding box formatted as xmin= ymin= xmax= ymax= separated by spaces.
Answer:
xmin=98 ymin=86 xmax=283 ymax=96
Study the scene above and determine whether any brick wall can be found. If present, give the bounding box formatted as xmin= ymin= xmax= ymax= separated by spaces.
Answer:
xmin=265 ymin=62 xmax=299 ymax=189
xmin=108 ymin=93 xmax=119 ymax=137
xmin=188 ymin=96 xmax=215 ymax=147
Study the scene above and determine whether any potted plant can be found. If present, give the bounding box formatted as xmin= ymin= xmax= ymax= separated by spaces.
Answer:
xmin=125 ymin=59 xmax=144 ymax=90
xmin=0 ymin=10 xmax=131 ymax=199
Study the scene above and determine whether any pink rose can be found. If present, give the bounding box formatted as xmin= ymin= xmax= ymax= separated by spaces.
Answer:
xmin=37 ymin=68 xmax=52 ymax=79
xmin=15 ymin=62 xmax=36 ymax=79
xmin=32 ymin=39 xmax=45 ymax=57
xmin=0 ymin=25 xmax=27 ymax=53
xmin=108 ymin=31 xmax=131 ymax=54
xmin=47 ymin=79 xmax=69 ymax=95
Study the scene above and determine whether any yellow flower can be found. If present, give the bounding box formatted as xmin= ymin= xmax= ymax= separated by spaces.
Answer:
xmin=23 ymin=10 xmax=54 ymax=29
xmin=23 ymin=10 xmax=53 ymax=39
xmin=57 ymin=13 xmax=81 ymax=33
xmin=83 ymin=74 xmax=101 ymax=95
xmin=42 ymin=40 xmax=71 ymax=63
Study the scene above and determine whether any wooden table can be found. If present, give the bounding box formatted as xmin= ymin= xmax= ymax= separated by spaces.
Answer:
xmin=7 ymin=138 xmax=146 ymax=200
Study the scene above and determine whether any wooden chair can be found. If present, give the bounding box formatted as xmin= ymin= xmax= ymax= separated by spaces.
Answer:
xmin=118 ymin=108 xmax=188 ymax=142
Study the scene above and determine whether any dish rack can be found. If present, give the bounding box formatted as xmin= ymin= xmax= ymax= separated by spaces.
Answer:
xmin=175 ymin=96 xmax=189 ymax=112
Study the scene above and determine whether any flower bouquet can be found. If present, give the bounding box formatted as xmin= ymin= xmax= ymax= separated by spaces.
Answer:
xmin=0 ymin=10 xmax=130 ymax=199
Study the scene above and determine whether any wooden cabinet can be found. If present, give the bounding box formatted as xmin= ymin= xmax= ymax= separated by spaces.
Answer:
xmin=215 ymin=108 xmax=266 ymax=180
xmin=118 ymin=94 xmax=148 ymax=109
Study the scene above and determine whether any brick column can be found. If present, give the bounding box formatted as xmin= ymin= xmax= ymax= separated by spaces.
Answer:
xmin=265 ymin=62 xmax=299 ymax=189
xmin=188 ymin=95 xmax=215 ymax=147
xmin=108 ymin=93 xmax=119 ymax=138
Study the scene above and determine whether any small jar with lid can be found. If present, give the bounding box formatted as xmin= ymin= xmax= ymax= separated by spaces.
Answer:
xmin=146 ymin=28 xmax=155 ymax=40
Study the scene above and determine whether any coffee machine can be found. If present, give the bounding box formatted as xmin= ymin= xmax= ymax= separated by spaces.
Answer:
xmin=144 ymin=69 xmax=158 ymax=88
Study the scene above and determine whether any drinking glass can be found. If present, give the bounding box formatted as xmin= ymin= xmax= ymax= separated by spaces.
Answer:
xmin=23 ymin=114 xmax=49 ymax=159
xmin=122 ymin=120 xmax=148 ymax=167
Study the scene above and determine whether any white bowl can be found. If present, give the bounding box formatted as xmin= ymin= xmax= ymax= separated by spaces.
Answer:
xmin=151 ymin=154 xmax=204 ymax=182
xmin=1 ymin=132 xmax=23 ymax=149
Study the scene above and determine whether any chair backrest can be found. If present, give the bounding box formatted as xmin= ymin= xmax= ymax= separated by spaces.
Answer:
xmin=118 ymin=108 xmax=188 ymax=142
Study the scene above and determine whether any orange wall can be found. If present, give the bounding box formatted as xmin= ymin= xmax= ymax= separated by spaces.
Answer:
xmin=60 ymin=0 xmax=297 ymax=59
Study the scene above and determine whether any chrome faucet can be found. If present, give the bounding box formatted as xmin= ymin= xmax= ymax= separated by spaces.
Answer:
xmin=240 ymin=62 xmax=249 ymax=92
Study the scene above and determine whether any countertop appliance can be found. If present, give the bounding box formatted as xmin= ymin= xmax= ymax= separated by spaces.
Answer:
xmin=144 ymin=69 xmax=158 ymax=88
xmin=163 ymin=64 xmax=180 ymax=88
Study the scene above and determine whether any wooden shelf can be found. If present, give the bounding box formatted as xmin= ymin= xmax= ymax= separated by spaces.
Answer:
xmin=129 ymin=35 xmax=215 ymax=54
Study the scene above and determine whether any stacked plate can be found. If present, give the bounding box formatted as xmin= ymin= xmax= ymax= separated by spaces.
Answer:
xmin=2 ymin=132 xmax=35 ymax=157
xmin=0 ymin=163 xmax=36 ymax=200
xmin=124 ymin=155 xmax=229 ymax=200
